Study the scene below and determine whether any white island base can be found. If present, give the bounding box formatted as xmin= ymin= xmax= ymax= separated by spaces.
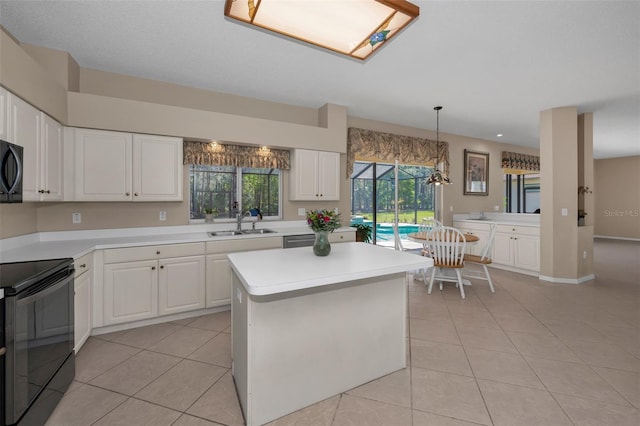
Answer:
xmin=229 ymin=242 xmax=428 ymax=426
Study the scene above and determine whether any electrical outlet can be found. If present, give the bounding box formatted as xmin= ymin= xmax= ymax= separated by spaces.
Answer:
xmin=298 ymin=208 xmax=306 ymax=216
xmin=561 ymin=208 xmax=568 ymax=216
xmin=583 ymin=250 xmax=587 ymax=259
xmin=494 ymin=205 xmax=500 ymax=211
xmin=334 ymin=207 xmax=339 ymax=214
xmin=72 ymin=213 xmax=81 ymax=224
xmin=449 ymin=205 xmax=453 ymax=212
xmin=159 ymin=211 xmax=167 ymax=221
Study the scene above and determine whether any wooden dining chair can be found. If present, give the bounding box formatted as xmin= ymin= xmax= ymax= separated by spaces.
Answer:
xmin=462 ymin=223 xmax=496 ymax=293
xmin=425 ymin=226 xmax=467 ymax=299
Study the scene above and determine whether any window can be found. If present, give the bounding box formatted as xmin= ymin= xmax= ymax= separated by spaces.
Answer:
xmin=190 ymin=165 xmax=281 ymax=220
xmin=350 ymin=161 xmax=436 ymax=244
xmin=504 ymin=173 xmax=540 ymax=213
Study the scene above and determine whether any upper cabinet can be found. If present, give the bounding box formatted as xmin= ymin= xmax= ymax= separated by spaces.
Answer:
xmin=71 ymin=128 xmax=183 ymax=202
xmin=2 ymin=88 xmax=64 ymax=201
xmin=289 ymin=149 xmax=340 ymax=201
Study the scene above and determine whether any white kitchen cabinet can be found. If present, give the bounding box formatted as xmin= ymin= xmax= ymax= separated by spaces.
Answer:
xmin=74 ymin=252 xmax=93 ymax=352
xmin=0 ymin=87 xmax=8 ymax=140
xmin=289 ymin=149 xmax=340 ymax=200
xmin=133 ymin=133 xmax=183 ymax=201
xmin=158 ymin=255 xmax=206 ymax=315
xmin=3 ymin=91 xmax=64 ymax=201
xmin=453 ymin=221 xmax=489 ymax=256
xmin=104 ymin=259 xmax=158 ymax=325
xmin=205 ymin=237 xmax=282 ymax=308
xmin=72 ymin=128 xmax=182 ymax=201
xmin=492 ymin=225 xmax=540 ymax=272
xmin=102 ymin=243 xmax=205 ymax=326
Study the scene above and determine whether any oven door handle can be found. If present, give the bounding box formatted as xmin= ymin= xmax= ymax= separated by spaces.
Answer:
xmin=17 ymin=273 xmax=73 ymax=304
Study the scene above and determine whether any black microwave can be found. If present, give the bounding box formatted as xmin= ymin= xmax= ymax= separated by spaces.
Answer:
xmin=0 ymin=140 xmax=23 ymax=203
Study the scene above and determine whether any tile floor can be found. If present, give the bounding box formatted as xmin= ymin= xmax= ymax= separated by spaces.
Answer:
xmin=46 ymin=238 xmax=640 ymax=425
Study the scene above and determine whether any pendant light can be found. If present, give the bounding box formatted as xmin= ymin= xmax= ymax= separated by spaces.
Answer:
xmin=427 ymin=106 xmax=452 ymax=185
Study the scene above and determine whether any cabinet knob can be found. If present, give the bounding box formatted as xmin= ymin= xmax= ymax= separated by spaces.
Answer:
xmin=38 ymin=189 xmax=44 ymax=193
xmin=160 ymin=265 xmax=164 ymax=269
xmin=134 ymin=193 xmax=139 ymax=196
xmin=151 ymin=266 xmax=156 ymax=270
xmin=126 ymin=192 xmax=130 ymax=196
xmin=79 ymin=263 xmax=86 ymax=268
xmin=46 ymin=190 xmax=51 ymax=194
xmin=156 ymin=250 xmax=161 ymax=255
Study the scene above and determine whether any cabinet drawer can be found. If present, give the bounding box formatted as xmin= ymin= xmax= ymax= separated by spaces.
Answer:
xmin=104 ymin=243 xmax=205 ymax=263
xmin=206 ymin=236 xmax=282 ymax=254
xmin=329 ymin=232 xmax=355 ymax=243
xmin=74 ymin=253 xmax=93 ymax=278
xmin=495 ymin=224 xmax=539 ymax=236
xmin=453 ymin=221 xmax=492 ymax=232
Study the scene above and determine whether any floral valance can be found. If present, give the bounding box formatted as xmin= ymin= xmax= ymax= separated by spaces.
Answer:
xmin=183 ymin=141 xmax=290 ymax=170
xmin=501 ymin=151 xmax=540 ymax=174
xmin=347 ymin=128 xmax=449 ymax=177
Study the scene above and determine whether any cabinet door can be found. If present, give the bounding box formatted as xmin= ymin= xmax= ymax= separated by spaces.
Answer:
xmin=514 ymin=235 xmax=540 ymax=271
xmin=74 ymin=270 xmax=92 ymax=352
xmin=40 ymin=114 xmax=63 ymax=201
xmin=74 ymin=129 xmax=132 ymax=201
xmin=158 ymin=255 xmax=205 ymax=315
xmin=289 ymin=149 xmax=320 ymax=200
xmin=492 ymin=232 xmax=514 ymax=266
xmin=206 ymin=254 xmax=232 ymax=307
xmin=317 ymin=151 xmax=340 ymax=200
xmin=104 ymin=260 xmax=158 ymax=325
xmin=10 ymin=94 xmax=41 ymax=201
xmin=0 ymin=87 xmax=8 ymax=140
xmin=132 ymin=134 xmax=183 ymax=201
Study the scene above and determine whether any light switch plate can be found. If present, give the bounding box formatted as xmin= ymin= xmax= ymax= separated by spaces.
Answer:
xmin=561 ymin=208 xmax=568 ymax=216
xmin=72 ymin=213 xmax=81 ymax=224
xmin=159 ymin=211 xmax=167 ymax=221
xmin=298 ymin=208 xmax=306 ymax=216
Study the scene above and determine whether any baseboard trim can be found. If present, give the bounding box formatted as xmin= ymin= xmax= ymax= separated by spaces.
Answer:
xmin=539 ymin=274 xmax=595 ymax=284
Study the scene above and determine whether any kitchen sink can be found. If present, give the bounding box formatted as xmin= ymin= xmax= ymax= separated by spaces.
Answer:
xmin=240 ymin=229 xmax=278 ymax=234
xmin=208 ymin=229 xmax=277 ymax=237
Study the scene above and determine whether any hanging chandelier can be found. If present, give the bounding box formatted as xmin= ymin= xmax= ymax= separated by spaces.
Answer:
xmin=224 ymin=0 xmax=420 ymax=60
xmin=427 ymin=106 xmax=452 ymax=185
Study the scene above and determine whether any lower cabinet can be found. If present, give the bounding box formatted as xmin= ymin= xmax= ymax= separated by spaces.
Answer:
xmin=74 ymin=253 xmax=93 ymax=352
xmin=102 ymin=243 xmax=205 ymax=326
xmin=493 ymin=225 xmax=540 ymax=272
xmin=453 ymin=222 xmax=489 ymax=256
xmin=206 ymin=237 xmax=283 ymax=308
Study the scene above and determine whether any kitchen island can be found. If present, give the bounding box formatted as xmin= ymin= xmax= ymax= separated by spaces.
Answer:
xmin=228 ymin=242 xmax=430 ymax=426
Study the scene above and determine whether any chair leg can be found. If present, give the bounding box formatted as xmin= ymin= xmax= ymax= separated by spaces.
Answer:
xmin=483 ymin=265 xmax=495 ymax=293
xmin=455 ymin=269 xmax=466 ymax=299
xmin=427 ymin=268 xmax=436 ymax=294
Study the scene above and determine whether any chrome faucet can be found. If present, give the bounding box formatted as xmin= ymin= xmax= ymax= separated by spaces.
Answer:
xmin=236 ymin=210 xmax=250 ymax=231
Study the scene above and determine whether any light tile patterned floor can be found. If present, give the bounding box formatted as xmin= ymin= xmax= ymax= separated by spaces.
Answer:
xmin=46 ymin=238 xmax=640 ymax=425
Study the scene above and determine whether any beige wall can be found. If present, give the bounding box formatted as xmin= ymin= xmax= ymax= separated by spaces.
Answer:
xmin=594 ymin=156 xmax=640 ymax=239
xmin=347 ymin=117 xmax=539 ymax=225
xmin=0 ymin=31 xmax=535 ymax=238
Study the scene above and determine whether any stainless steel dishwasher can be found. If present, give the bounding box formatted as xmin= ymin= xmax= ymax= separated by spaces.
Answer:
xmin=283 ymin=234 xmax=316 ymax=248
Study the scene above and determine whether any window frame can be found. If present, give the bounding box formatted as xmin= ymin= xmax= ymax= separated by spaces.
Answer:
xmin=189 ymin=165 xmax=282 ymax=223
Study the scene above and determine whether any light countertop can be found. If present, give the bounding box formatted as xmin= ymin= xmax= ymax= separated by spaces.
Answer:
xmin=228 ymin=242 xmax=430 ymax=296
xmin=0 ymin=222 xmax=354 ymax=263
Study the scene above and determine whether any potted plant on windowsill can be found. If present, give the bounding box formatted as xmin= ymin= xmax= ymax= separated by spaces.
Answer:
xmin=353 ymin=223 xmax=373 ymax=243
xmin=204 ymin=208 xmax=218 ymax=223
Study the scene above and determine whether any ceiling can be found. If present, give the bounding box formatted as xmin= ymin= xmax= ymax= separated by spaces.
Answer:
xmin=1 ymin=0 xmax=638 ymax=159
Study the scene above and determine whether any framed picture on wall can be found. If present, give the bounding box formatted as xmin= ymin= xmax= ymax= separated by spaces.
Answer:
xmin=464 ymin=150 xmax=489 ymax=195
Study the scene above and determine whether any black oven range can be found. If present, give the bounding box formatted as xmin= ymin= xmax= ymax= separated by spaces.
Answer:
xmin=1 ymin=258 xmax=75 ymax=426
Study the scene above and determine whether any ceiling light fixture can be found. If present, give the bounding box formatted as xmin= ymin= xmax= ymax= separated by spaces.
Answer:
xmin=224 ymin=0 xmax=420 ymax=60
xmin=427 ymin=106 xmax=452 ymax=186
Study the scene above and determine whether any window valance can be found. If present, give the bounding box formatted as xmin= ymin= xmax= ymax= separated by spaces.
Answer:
xmin=183 ymin=141 xmax=290 ymax=170
xmin=347 ymin=127 xmax=448 ymax=177
xmin=501 ymin=151 xmax=540 ymax=174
